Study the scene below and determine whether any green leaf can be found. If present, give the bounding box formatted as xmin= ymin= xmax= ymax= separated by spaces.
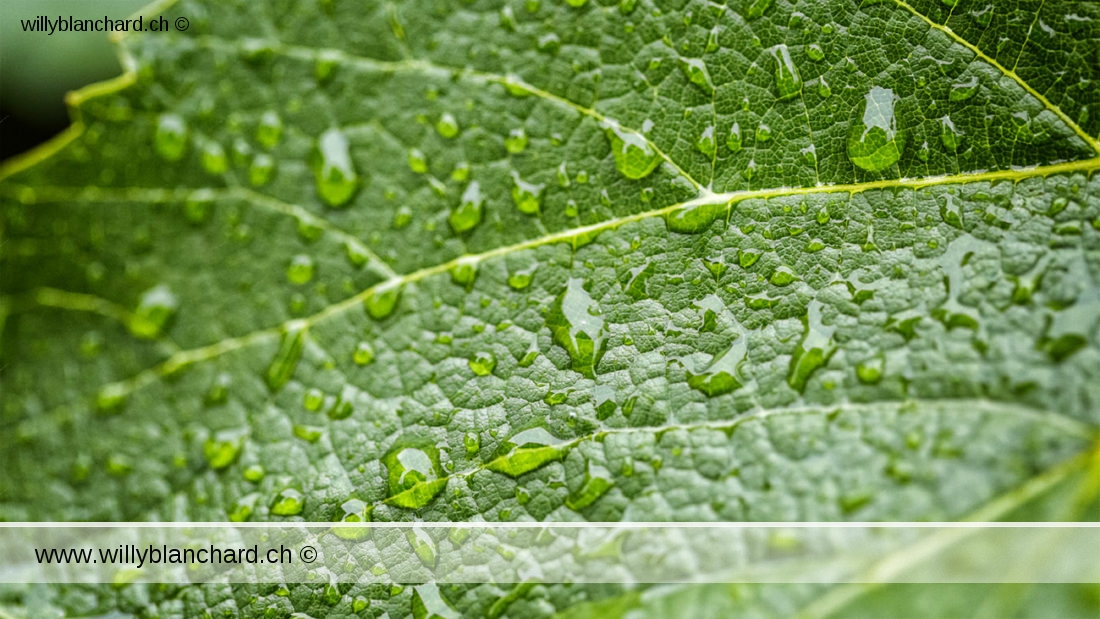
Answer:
xmin=2 ymin=0 xmax=1100 ymax=616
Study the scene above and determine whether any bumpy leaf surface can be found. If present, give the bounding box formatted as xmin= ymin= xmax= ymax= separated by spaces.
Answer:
xmin=2 ymin=0 xmax=1099 ymax=616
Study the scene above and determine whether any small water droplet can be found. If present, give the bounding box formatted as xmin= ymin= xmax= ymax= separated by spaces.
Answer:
xmin=449 ymin=256 xmax=479 ymax=287
xmin=507 ymin=264 xmax=538 ymax=290
xmin=679 ymin=57 xmax=715 ymax=95
xmin=817 ymin=76 xmax=832 ymax=98
xmin=970 ymin=4 xmax=993 ymax=27
xmin=405 ymin=528 xmax=439 ymax=568
xmin=204 ymin=433 xmax=242 ymax=470
xmin=505 ymin=128 xmax=529 ymax=154
xmin=856 ymin=355 xmax=885 ymax=384
xmin=249 ymin=153 xmax=276 ymax=186
xmin=770 ymin=266 xmax=797 ymax=286
xmin=565 ymin=462 xmax=614 ymax=510
xmin=468 ymin=351 xmax=497 ymax=376
xmin=265 ymin=321 xmax=307 ymax=392
xmin=243 ymin=465 xmax=265 ymax=483
xmin=847 ymin=86 xmax=905 ymax=172
xmin=511 ymin=171 xmax=545 ymax=214
xmin=344 ymin=239 xmax=371 ymax=268
xmin=745 ymin=0 xmax=773 ymax=19
xmin=256 ymin=111 xmax=283 ymax=149
xmin=565 ymin=0 xmax=588 ymax=6
xmin=310 ymin=128 xmax=359 ymax=207
xmin=464 ymin=432 xmax=480 ymax=455
xmin=407 ymin=148 xmax=428 ymax=173
xmin=696 ymin=124 xmax=717 ymax=157
xmin=353 ymin=341 xmax=375 ymax=365
xmin=95 ymin=383 xmax=128 ymax=415
xmin=725 ymin=122 xmax=743 ymax=153
xmin=770 ymin=44 xmax=803 ymax=100
xmin=436 ymin=112 xmax=460 ymax=138
xmin=619 ymin=0 xmax=637 ymax=14
xmin=154 ymin=114 xmax=188 ymax=161
xmin=807 ymin=44 xmax=825 ymax=62
xmin=602 ymin=121 xmax=661 ymax=179
xmin=756 ymin=124 xmax=772 ymax=142
xmin=538 ymin=32 xmax=561 ymax=54
xmin=303 ymin=387 xmax=325 ymax=411
xmin=129 ymin=284 xmax=178 ymax=339
xmin=204 ymin=372 xmax=231 ymax=406
xmin=450 ymin=181 xmax=483 ymax=233
xmin=270 ymin=488 xmax=304 ymax=516
xmin=314 ymin=50 xmax=340 ymax=82
xmin=286 ymin=254 xmax=315 ymax=285
xmin=200 ymin=141 xmax=228 ymax=174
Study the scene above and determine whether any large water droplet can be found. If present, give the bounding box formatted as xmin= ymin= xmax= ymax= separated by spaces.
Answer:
xmin=468 ymin=351 xmax=497 ymax=376
xmin=270 ymin=488 xmax=304 ymax=516
xmin=486 ymin=428 xmax=566 ymax=477
xmin=770 ymin=44 xmax=803 ymax=100
xmin=265 ymin=321 xmax=307 ymax=392
xmin=847 ymin=86 xmax=905 ymax=172
xmin=511 ymin=171 xmax=545 ymax=214
xmin=665 ymin=202 xmax=726 ymax=234
xmin=310 ymin=128 xmax=359 ymax=208
xmin=602 ymin=121 xmax=661 ymax=179
xmin=546 ymin=278 xmax=604 ymax=378
xmin=450 ymin=181 xmax=483 ymax=233
xmin=364 ymin=282 xmax=402 ymax=320
xmin=256 ymin=111 xmax=283 ymax=149
xmin=154 ymin=114 xmax=188 ymax=161
xmin=679 ymin=57 xmax=715 ymax=95
xmin=129 ymin=284 xmax=178 ymax=339
xmin=939 ymin=116 xmax=964 ymax=152
xmin=696 ymin=125 xmax=717 ymax=157
xmin=384 ymin=443 xmax=445 ymax=509
xmin=286 ymin=254 xmax=315 ymax=285
xmin=786 ymin=301 xmax=836 ymax=392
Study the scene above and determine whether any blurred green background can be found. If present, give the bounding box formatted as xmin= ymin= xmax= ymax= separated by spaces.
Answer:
xmin=1 ymin=0 xmax=147 ymax=160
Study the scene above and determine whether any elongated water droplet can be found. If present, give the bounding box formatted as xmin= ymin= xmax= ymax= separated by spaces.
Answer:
xmin=602 ymin=121 xmax=661 ymax=179
xmin=696 ymin=125 xmax=717 ymax=157
xmin=450 ymin=181 xmax=483 ymax=233
xmin=949 ymin=76 xmax=979 ymax=102
xmin=265 ymin=321 xmax=306 ymax=392
xmin=310 ymin=128 xmax=359 ymax=207
xmin=364 ymin=283 xmax=402 ymax=320
xmin=468 ymin=351 xmax=497 ymax=376
xmin=256 ymin=111 xmax=283 ymax=149
xmin=511 ymin=171 xmax=545 ymax=214
xmin=679 ymin=57 xmax=715 ymax=95
xmin=154 ymin=114 xmax=188 ymax=161
xmin=546 ymin=278 xmax=604 ymax=378
xmin=505 ymin=128 xmax=529 ymax=154
xmin=286 ymin=254 xmax=315 ymax=285
xmin=770 ymin=44 xmax=803 ymax=100
xmin=847 ymin=86 xmax=905 ymax=172
xmin=405 ymin=528 xmax=438 ymax=568
xmin=939 ymin=116 xmax=964 ymax=152
xmin=786 ymin=301 xmax=835 ymax=392
xmin=726 ymin=122 xmax=742 ymax=152
xmin=270 ymin=488 xmax=304 ymax=516
xmin=129 ymin=285 xmax=178 ymax=339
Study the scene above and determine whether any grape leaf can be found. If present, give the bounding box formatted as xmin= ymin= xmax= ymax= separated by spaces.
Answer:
xmin=2 ymin=0 xmax=1099 ymax=616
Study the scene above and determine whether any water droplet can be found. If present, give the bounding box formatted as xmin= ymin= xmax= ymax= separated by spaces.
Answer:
xmin=511 ymin=171 xmax=545 ymax=214
xmin=696 ymin=125 xmax=717 ymax=157
xmin=665 ymin=202 xmax=726 ymax=234
xmin=364 ymin=283 xmax=402 ymax=320
xmin=303 ymin=387 xmax=325 ymax=411
xmin=353 ymin=341 xmax=375 ymax=365
xmin=310 ymin=128 xmax=359 ymax=207
xmin=546 ymin=278 xmax=604 ymax=378
xmin=742 ymin=159 xmax=757 ymax=180
xmin=95 ymin=383 xmax=128 ymax=415
xmin=436 ymin=112 xmax=460 ymax=138
xmin=847 ymin=86 xmax=905 ymax=172
xmin=286 ymin=254 xmax=315 ymax=285
xmin=939 ymin=116 xmax=964 ymax=152
xmin=817 ymin=76 xmax=832 ymax=98
xmin=256 ymin=111 xmax=283 ymax=149
xmin=949 ymin=76 xmax=979 ymax=103
xmin=204 ymin=433 xmax=242 ymax=470
xmin=449 ymin=256 xmax=478 ymax=287
xmin=200 ymin=141 xmax=228 ymax=174
xmin=770 ymin=44 xmax=803 ymax=100
xmin=619 ymin=0 xmax=637 ymax=13
xmin=745 ymin=0 xmax=773 ymax=19
xmin=314 ymin=50 xmax=340 ymax=82
xmin=384 ymin=443 xmax=444 ymax=508
xmin=293 ymin=424 xmax=323 ymax=442
xmin=679 ymin=57 xmax=715 ymax=95
xmin=786 ymin=301 xmax=836 ymax=392
xmin=565 ymin=463 xmax=613 ymax=510
xmin=344 ymin=239 xmax=371 ymax=268
xmin=971 ymin=4 xmax=993 ymax=28
xmin=464 ymin=432 xmax=480 ymax=455
xmin=450 ymin=181 xmax=483 ymax=233
xmin=706 ymin=27 xmax=720 ymax=53
xmin=856 ymin=355 xmax=885 ymax=384
xmin=407 ymin=148 xmax=428 ymax=174
xmin=565 ymin=0 xmax=588 ymax=6
xmin=508 ymin=265 xmax=537 ymax=290
xmin=243 ymin=465 xmax=265 ymax=483
xmin=129 ymin=284 xmax=178 ymax=339
xmin=538 ymin=33 xmax=561 ymax=54
xmin=939 ymin=194 xmax=964 ymax=229
xmin=726 ymin=122 xmax=742 ymax=152
xmin=270 ymin=488 xmax=304 ymax=516
xmin=405 ymin=528 xmax=438 ymax=568
xmin=468 ymin=351 xmax=497 ymax=376
xmin=505 ymin=128 xmax=529 ymax=154
xmin=807 ymin=44 xmax=825 ymax=62
xmin=265 ymin=322 xmax=306 ymax=392
xmin=756 ymin=124 xmax=772 ymax=143
xmin=602 ymin=121 xmax=661 ymax=179
xmin=203 ymin=372 xmax=231 ymax=406
xmin=770 ymin=266 xmax=796 ymax=286
xmin=154 ymin=114 xmax=188 ymax=161
xmin=249 ymin=153 xmax=275 ymax=186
